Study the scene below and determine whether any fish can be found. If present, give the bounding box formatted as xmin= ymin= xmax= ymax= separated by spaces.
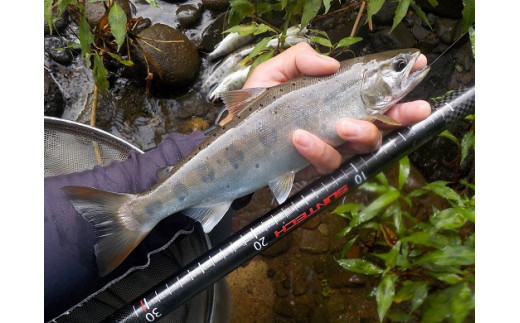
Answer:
xmin=62 ymin=48 xmax=429 ymax=277
xmin=202 ymin=35 xmax=312 ymax=96
xmin=208 ymin=65 xmax=252 ymax=102
xmin=206 ymin=31 xmax=255 ymax=61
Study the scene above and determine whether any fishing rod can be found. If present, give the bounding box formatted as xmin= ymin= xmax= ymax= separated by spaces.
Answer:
xmin=105 ymin=84 xmax=475 ymax=323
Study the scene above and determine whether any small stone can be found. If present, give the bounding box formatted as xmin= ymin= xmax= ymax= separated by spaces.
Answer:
xmin=299 ymin=230 xmax=329 ymax=254
xmin=202 ymin=0 xmax=229 ymax=12
xmin=176 ymin=4 xmax=202 ymax=29
xmin=293 ymin=280 xmax=308 ymax=296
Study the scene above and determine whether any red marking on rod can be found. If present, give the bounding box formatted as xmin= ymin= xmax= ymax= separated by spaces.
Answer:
xmin=140 ymin=299 xmax=147 ymax=312
xmin=274 ymin=185 xmax=349 ymax=238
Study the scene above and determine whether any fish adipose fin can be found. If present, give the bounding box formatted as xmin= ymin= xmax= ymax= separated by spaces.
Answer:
xmin=269 ymin=172 xmax=295 ymax=205
xmin=61 ymin=186 xmax=148 ymax=277
xmin=183 ymin=201 xmax=233 ymax=233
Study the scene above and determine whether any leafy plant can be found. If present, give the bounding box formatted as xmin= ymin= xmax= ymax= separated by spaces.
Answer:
xmin=333 ymin=155 xmax=475 ymax=322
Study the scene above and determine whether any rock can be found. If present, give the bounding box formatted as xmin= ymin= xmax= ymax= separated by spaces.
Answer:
xmin=176 ymin=4 xmax=202 ymax=29
xmin=366 ymin=23 xmax=416 ymax=52
xmin=85 ymin=0 xmax=131 ymax=27
xmin=200 ymin=13 xmax=227 ymax=53
xmin=415 ymin=0 xmax=463 ymax=19
xmin=262 ymin=234 xmax=291 ymax=257
xmin=45 ymin=37 xmax=74 ymax=66
xmin=299 ymin=230 xmax=328 ymax=254
xmin=371 ymin=0 xmax=399 ymax=26
xmin=202 ymin=0 xmax=229 ymax=12
xmin=302 ymin=215 xmax=321 ymax=229
xmin=132 ymin=24 xmax=200 ymax=92
xmin=44 ymin=69 xmax=65 ymax=117
xmin=44 ymin=7 xmax=69 ymax=35
xmin=292 ymin=280 xmax=308 ymax=296
xmin=274 ymin=298 xmax=294 ymax=318
xmin=412 ymin=24 xmax=431 ymax=42
xmin=436 ymin=18 xmax=460 ymax=44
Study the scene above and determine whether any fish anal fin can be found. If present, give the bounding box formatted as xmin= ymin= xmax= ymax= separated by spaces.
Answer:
xmin=61 ymin=186 xmax=148 ymax=277
xmin=373 ymin=114 xmax=401 ymax=126
xmin=269 ymin=172 xmax=295 ymax=205
xmin=220 ymin=87 xmax=266 ymax=118
xmin=183 ymin=201 xmax=233 ymax=233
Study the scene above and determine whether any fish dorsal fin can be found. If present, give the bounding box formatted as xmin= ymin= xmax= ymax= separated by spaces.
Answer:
xmin=269 ymin=172 xmax=295 ymax=205
xmin=156 ymin=166 xmax=174 ymax=180
xmin=372 ymin=114 xmax=401 ymax=126
xmin=183 ymin=201 xmax=233 ymax=232
xmin=220 ymin=87 xmax=266 ymax=118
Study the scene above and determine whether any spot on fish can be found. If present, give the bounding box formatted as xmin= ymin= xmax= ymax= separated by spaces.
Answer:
xmin=174 ymin=182 xmax=189 ymax=200
xmin=259 ymin=129 xmax=278 ymax=147
xmin=197 ymin=164 xmax=216 ymax=183
xmin=225 ymin=144 xmax=245 ymax=169
xmin=145 ymin=201 xmax=163 ymax=215
xmin=255 ymin=163 xmax=260 ymax=168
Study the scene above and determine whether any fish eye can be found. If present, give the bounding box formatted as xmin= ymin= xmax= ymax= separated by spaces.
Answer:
xmin=393 ymin=59 xmax=407 ymax=72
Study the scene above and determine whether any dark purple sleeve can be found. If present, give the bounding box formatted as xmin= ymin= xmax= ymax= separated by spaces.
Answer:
xmin=44 ymin=131 xmax=208 ymax=319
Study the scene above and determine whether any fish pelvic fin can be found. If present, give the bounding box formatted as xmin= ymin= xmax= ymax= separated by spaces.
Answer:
xmin=269 ymin=172 xmax=295 ymax=205
xmin=61 ymin=186 xmax=149 ymax=277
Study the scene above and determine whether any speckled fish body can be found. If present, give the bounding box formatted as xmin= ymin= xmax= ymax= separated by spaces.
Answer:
xmin=62 ymin=49 xmax=429 ymax=276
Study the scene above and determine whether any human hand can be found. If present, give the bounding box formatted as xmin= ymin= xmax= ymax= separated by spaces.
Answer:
xmin=243 ymin=42 xmax=431 ymax=181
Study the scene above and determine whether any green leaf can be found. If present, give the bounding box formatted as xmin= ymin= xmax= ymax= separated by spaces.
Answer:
xmin=374 ymin=241 xmax=401 ymax=269
xmin=469 ymin=26 xmax=475 ymax=58
xmin=308 ymin=35 xmax=333 ymax=48
xmin=387 ymin=311 xmax=414 ymax=322
xmin=243 ymin=36 xmax=274 ymax=64
xmin=460 ymin=0 xmax=475 ymax=36
xmin=461 ymin=130 xmax=474 ymax=164
xmin=401 ymin=231 xmax=450 ymax=249
xmin=430 ymin=208 xmax=466 ymax=230
xmin=428 ymin=0 xmax=439 ymax=6
xmin=228 ymin=0 xmax=255 ymax=26
xmin=392 ymin=204 xmax=405 ymax=236
xmin=410 ymin=0 xmax=432 ymax=29
xmin=79 ymin=15 xmax=94 ymax=57
xmin=422 ymin=283 xmax=474 ymax=323
xmin=375 ymin=172 xmax=388 ymax=186
xmin=367 ymin=0 xmax=386 ymax=22
xmin=107 ymin=52 xmax=134 ymax=66
xmin=337 ymin=258 xmax=383 ymax=275
xmin=424 ymin=181 xmax=462 ymax=203
xmin=416 ymin=246 xmax=474 ymax=267
xmin=333 ymin=202 xmax=364 ymax=216
xmin=225 ymin=22 xmax=276 ymax=36
xmin=429 ymin=272 xmax=464 ymax=284
xmin=354 ymin=189 xmax=400 ymax=226
xmin=394 ymin=280 xmax=428 ymax=312
xmin=335 ymin=36 xmax=363 ymax=48
xmin=438 ymin=130 xmax=459 ymax=146
xmin=376 ymin=275 xmax=397 ymax=322
xmin=340 ymin=236 xmax=358 ymax=258
xmin=92 ymin=52 xmax=109 ymax=91
xmin=322 ymin=0 xmax=332 ymax=14
xmin=398 ymin=156 xmax=410 ymax=190
xmin=360 ymin=182 xmax=389 ymax=194
xmin=109 ymin=2 xmax=128 ymax=52
xmin=44 ymin=0 xmax=54 ymax=34
xmin=391 ymin=0 xmax=410 ymax=33
xmin=145 ymin=0 xmax=160 ymax=8
xmin=248 ymin=49 xmax=275 ymax=75
xmin=301 ymin=0 xmax=322 ymax=28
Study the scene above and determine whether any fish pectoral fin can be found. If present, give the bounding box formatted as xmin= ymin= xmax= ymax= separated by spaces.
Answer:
xmin=156 ymin=166 xmax=174 ymax=180
xmin=372 ymin=114 xmax=401 ymax=126
xmin=269 ymin=172 xmax=295 ymax=205
xmin=220 ymin=87 xmax=266 ymax=118
xmin=183 ymin=201 xmax=233 ymax=233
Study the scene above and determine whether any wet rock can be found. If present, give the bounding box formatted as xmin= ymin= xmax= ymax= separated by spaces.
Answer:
xmin=366 ymin=23 xmax=416 ymax=52
xmin=412 ymin=24 xmax=431 ymax=42
xmin=274 ymin=298 xmax=294 ymax=318
xmin=202 ymin=0 xmax=229 ymax=12
xmin=132 ymin=24 xmax=200 ymax=92
xmin=302 ymin=215 xmax=321 ymax=229
xmin=200 ymin=13 xmax=227 ymax=53
xmin=299 ymin=230 xmax=328 ymax=254
xmin=293 ymin=280 xmax=308 ymax=296
xmin=436 ymin=18 xmax=460 ymax=44
xmin=415 ymin=0 xmax=463 ymax=19
xmin=44 ymin=70 xmax=65 ymax=117
xmin=177 ymin=4 xmax=202 ymax=29
xmin=134 ymin=17 xmax=152 ymax=34
xmin=275 ymin=282 xmax=289 ymax=297
xmin=85 ymin=0 xmax=132 ymax=27
xmin=371 ymin=0 xmax=398 ymax=26
xmin=45 ymin=37 xmax=74 ymax=66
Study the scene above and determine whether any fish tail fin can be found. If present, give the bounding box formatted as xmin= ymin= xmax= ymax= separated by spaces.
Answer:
xmin=61 ymin=186 xmax=149 ymax=277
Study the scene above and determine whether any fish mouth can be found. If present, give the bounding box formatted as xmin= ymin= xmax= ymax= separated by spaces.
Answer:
xmin=403 ymin=51 xmax=430 ymax=91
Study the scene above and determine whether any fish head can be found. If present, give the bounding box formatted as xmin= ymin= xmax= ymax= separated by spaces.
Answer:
xmin=360 ymin=48 xmax=430 ymax=115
